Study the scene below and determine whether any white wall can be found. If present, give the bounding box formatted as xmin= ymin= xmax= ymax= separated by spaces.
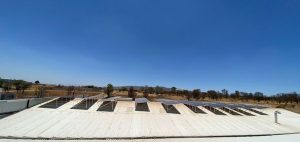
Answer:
xmin=0 ymin=98 xmax=49 ymax=114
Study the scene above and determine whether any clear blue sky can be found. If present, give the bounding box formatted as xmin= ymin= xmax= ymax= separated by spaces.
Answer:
xmin=0 ymin=0 xmax=299 ymax=95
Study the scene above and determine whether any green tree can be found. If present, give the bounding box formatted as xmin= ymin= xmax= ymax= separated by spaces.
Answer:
xmin=222 ymin=89 xmax=229 ymax=98
xmin=171 ymin=87 xmax=177 ymax=95
xmin=234 ymin=91 xmax=241 ymax=100
xmin=183 ymin=90 xmax=191 ymax=100
xmin=192 ymin=89 xmax=201 ymax=100
xmin=155 ymin=86 xmax=163 ymax=94
xmin=35 ymin=80 xmax=40 ymax=84
xmin=254 ymin=92 xmax=264 ymax=102
xmin=128 ymin=87 xmax=136 ymax=101
xmin=207 ymin=90 xmax=218 ymax=100
xmin=106 ymin=84 xmax=114 ymax=98
xmin=148 ymin=87 xmax=155 ymax=94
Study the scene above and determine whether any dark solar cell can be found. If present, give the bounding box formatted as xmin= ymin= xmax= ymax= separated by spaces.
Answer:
xmin=187 ymin=101 xmax=206 ymax=106
xmin=184 ymin=104 xmax=206 ymax=114
xmin=158 ymin=99 xmax=179 ymax=105
xmin=233 ymin=108 xmax=255 ymax=116
xmin=177 ymin=100 xmax=190 ymax=105
xmin=226 ymin=104 xmax=240 ymax=109
xmin=247 ymin=108 xmax=268 ymax=115
xmin=157 ymin=99 xmax=266 ymax=116
xmin=71 ymin=99 xmax=98 ymax=110
xmin=39 ymin=97 xmax=74 ymax=109
xmin=220 ymin=107 xmax=242 ymax=115
xmin=97 ymin=101 xmax=117 ymax=112
xmin=135 ymin=103 xmax=150 ymax=112
xmin=162 ymin=104 xmax=180 ymax=114
xmin=135 ymin=98 xmax=149 ymax=104
xmin=203 ymin=106 xmax=226 ymax=115
xmin=206 ymin=103 xmax=225 ymax=108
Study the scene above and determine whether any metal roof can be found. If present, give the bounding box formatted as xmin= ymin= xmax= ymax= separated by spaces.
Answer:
xmin=0 ymin=98 xmax=299 ymax=140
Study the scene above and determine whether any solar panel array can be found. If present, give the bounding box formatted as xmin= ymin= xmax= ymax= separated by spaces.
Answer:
xmin=40 ymin=97 xmax=268 ymax=116
xmin=71 ymin=99 xmax=98 ymax=110
xmin=39 ymin=97 xmax=74 ymax=109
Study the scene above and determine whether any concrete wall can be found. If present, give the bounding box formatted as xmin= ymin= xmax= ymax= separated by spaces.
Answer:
xmin=0 ymin=98 xmax=49 ymax=114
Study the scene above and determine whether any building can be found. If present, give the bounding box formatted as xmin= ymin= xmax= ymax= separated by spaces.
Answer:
xmin=0 ymin=97 xmax=300 ymax=141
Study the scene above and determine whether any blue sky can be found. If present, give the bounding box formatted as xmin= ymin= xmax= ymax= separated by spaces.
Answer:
xmin=0 ymin=0 xmax=299 ymax=95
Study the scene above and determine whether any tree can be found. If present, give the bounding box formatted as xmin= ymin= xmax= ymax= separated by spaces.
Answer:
xmin=35 ymin=80 xmax=40 ymax=84
xmin=200 ymin=92 xmax=206 ymax=100
xmin=207 ymin=90 xmax=218 ymax=100
xmin=2 ymin=82 xmax=12 ymax=92
xmin=171 ymin=87 xmax=177 ymax=95
xmin=222 ymin=89 xmax=229 ymax=98
xmin=192 ymin=89 xmax=201 ymax=100
xmin=155 ymin=86 xmax=163 ymax=94
xmin=183 ymin=90 xmax=191 ymax=100
xmin=231 ymin=91 xmax=240 ymax=100
xmin=143 ymin=86 xmax=149 ymax=98
xmin=20 ymin=81 xmax=31 ymax=95
xmin=128 ymin=87 xmax=136 ymax=101
xmin=106 ymin=84 xmax=114 ymax=98
xmin=13 ymin=80 xmax=23 ymax=93
xmin=254 ymin=92 xmax=264 ymax=102
xmin=148 ymin=87 xmax=155 ymax=94
xmin=0 ymin=79 xmax=3 ymax=88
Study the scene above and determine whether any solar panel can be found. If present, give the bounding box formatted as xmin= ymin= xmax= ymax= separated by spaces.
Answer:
xmin=157 ymin=99 xmax=267 ymax=111
xmin=189 ymin=101 xmax=207 ymax=106
xmin=135 ymin=98 xmax=149 ymax=104
xmin=226 ymin=104 xmax=240 ymax=109
xmin=97 ymin=101 xmax=117 ymax=112
xmin=177 ymin=100 xmax=190 ymax=104
xmin=71 ymin=99 xmax=98 ymax=110
xmin=158 ymin=99 xmax=180 ymax=105
xmin=184 ymin=104 xmax=207 ymax=114
xmin=39 ymin=97 xmax=74 ymax=109
xmin=205 ymin=102 xmax=225 ymax=108
xmin=135 ymin=103 xmax=150 ymax=111
xmin=161 ymin=103 xmax=180 ymax=114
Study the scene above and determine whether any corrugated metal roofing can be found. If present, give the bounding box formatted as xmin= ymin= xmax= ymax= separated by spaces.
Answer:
xmin=0 ymin=98 xmax=299 ymax=140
